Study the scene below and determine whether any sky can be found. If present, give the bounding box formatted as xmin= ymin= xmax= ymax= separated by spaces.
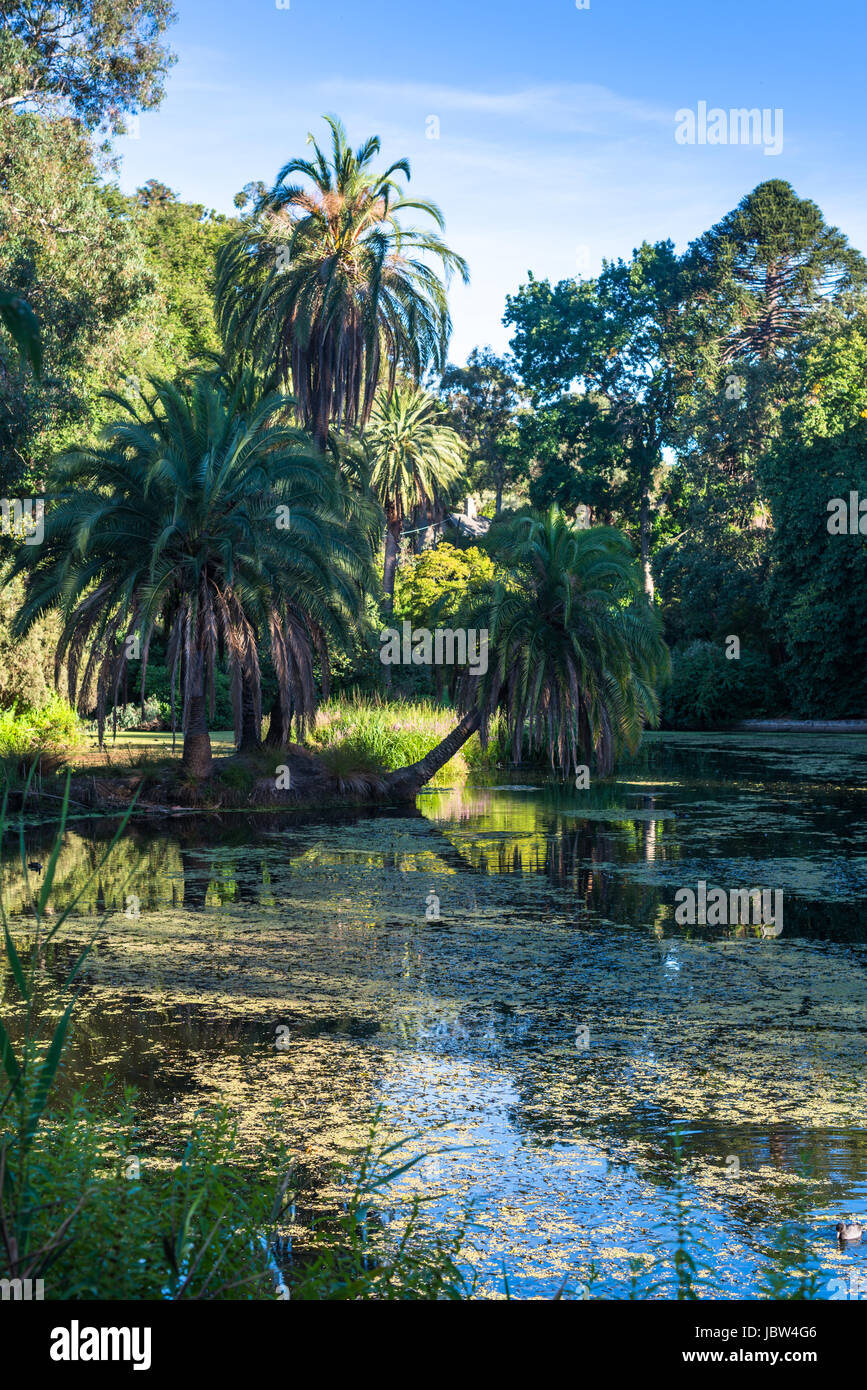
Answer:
xmin=117 ymin=0 xmax=867 ymax=365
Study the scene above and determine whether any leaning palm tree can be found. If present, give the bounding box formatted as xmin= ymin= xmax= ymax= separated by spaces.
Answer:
xmin=11 ymin=375 xmax=373 ymax=778
xmin=215 ymin=114 xmax=469 ymax=449
xmin=366 ymin=382 xmax=466 ymax=609
xmin=386 ymin=509 xmax=669 ymax=796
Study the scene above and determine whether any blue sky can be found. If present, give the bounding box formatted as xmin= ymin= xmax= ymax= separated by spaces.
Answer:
xmin=118 ymin=0 xmax=867 ymax=364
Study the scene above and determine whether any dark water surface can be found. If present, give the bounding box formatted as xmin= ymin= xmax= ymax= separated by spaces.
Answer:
xmin=4 ymin=731 xmax=867 ymax=1298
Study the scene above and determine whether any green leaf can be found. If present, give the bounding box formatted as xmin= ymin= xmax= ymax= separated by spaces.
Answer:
xmin=24 ymin=993 xmax=78 ymax=1143
xmin=3 ymin=920 xmax=29 ymax=1003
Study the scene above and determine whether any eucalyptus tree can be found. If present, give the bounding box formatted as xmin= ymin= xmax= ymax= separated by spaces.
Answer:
xmin=506 ymin=242 xmax=690 ymax=600
xmin=0 ymin=0 xmax=176 ymax=132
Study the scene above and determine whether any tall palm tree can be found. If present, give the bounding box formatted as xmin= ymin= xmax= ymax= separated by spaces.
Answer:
xmin=11 ymin=375 xmax=373 ymax=777
xmin=366 ymin=382 xmax=466 ymax=609
xmin=215 ymin=114 xmax=469 ymax=449
xmin=386 ymin=509 xmax=669 ymax=795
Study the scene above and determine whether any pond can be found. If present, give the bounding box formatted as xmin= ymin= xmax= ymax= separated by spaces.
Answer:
xmin=4 ymin=731 xmax=867 ymax=1299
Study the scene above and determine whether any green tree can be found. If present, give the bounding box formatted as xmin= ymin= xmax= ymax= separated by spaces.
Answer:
xmin=387 ymin=509 xmax=668 ymax=794
xmin=0 ymin=110 xmax=163 ymax=491
xmin=394 ymin=542 xmax=495 ymax=628
xmin=11 ymin=375 xmax=372 ymax=776
xmin=657 ymin=182 xmax=867 ymax=668
xmin=132 ymin=189 xmax=240 ymax=366
xmin=759 ymin=318 xmax=867 ymax=716
xmin=366 ymin=382 xmax=466 ymax=610
xmin=216 ymin=114 xmax=469 ymax=449
xmin=134 ymin=177 xmax=176 ymax=207
xmin=675 ymin=180 xmax=867 ymax=524
xmin=0 ymin=0 xmax=177 ymax=132
xmin=506 ymin=242 xmax=689 ymax=599
xmin=439 ymin=347 xmax=520 ymax=512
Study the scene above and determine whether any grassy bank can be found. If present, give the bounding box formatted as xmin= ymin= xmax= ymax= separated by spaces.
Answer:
xmin=0 ymin=696 xmax=527 ymax=811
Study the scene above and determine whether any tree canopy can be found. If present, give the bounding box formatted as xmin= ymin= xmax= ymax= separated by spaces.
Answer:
xmin=0 ymin=0 xmax=177 ymax=132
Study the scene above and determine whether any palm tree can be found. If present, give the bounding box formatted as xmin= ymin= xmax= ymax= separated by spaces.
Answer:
xmin=386 ymin=508 xmax=669 ymax=795
xmin=366 ymin=382 xmax=466 ymax=610
xmin=11 ymin=375 xmax=372 ymax=777
xmin=215 ymin=114 xmax=469 ymax=449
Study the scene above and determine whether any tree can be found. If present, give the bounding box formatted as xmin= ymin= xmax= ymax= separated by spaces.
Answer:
xmin=515 ymin=391 xmax=629 ymax=524
xmin=132 ymin=193 xmax=240 ymax=366
xmin=134 ymin=178 xmax=176 ymax=208
xmin=507 ymin=242 xmax=689 ymax=598
xmin=394 ymin=542 xmax=495 ymax=629
xmin=439 ymin=347 xmax=519 ymax=512
xmin=0 ymin=110 xmax=164 ymax=492
xmin=365 ymin=382 xmax=465 ymax=610
xmin=215 ymin=114 xmax=469 ymax=449
xmin=11 ymin=375 xmax=372 ymax=776
xmin=686 ymin=180 xmax=866 ymax=368
xmin=656 ymin=182 xmax=867 ymax=659
xmin=675 ymin=180 xmax=867 ymax=520
xmin=0 ymin=0 xmax=177 ymax=132
xmin=758 ymin=317 xmax=867 ymax=717
xmin=386 ymin=509 xmax=668 ymax=795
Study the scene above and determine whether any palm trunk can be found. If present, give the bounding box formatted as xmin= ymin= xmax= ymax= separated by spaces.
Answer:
xmin=385 ymin=708 xmax=481 ymax=797
xmin=238 ymin=674 xmax=261 ymax=752
xmin=382 ymin=517 xmax=401 ymax=613
xmin=182 ymin=690 xmax=213 ymax=778
xmin=265 ymin=692 xmax=293 ymax=747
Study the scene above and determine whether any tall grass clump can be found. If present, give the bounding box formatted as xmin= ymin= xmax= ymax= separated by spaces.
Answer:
xmin=306 ymin=696 xmax=511 ymax=786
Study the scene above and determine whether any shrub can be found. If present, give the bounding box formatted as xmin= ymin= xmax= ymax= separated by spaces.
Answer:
xmin=0 ymin=694 xmax=81 ymax=758
xmin=87 ymin=697 xmax=163 ymax=735
xmin=0 ymin=562 xmax=63 ymax=710
xmin=393 ymin=542 xmax=495 ymax=628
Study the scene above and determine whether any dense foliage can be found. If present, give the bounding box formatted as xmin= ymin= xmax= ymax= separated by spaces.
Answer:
xmin=3 ymin=61 xmax=867 ymax=754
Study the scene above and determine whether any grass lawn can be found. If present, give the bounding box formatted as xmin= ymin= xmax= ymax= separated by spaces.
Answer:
xmin=84 ymin=729 xmax=236 ymax=752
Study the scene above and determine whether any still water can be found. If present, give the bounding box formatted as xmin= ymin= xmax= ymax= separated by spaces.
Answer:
xmin=4 ymin=732 xmax=867 ymax=1298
